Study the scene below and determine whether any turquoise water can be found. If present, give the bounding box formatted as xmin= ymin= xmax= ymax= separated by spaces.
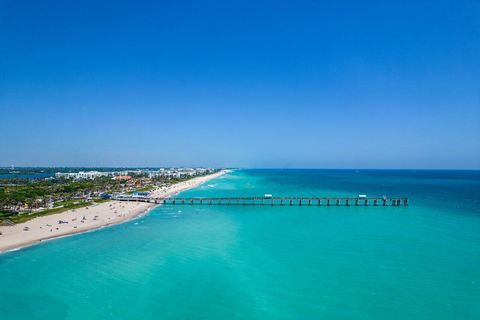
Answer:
xmin=1 ymin=169 xmax=479 ymax=319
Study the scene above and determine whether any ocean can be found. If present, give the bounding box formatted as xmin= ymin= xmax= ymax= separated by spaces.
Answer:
xmin=1 ymin=169 xmax=479 ymax=319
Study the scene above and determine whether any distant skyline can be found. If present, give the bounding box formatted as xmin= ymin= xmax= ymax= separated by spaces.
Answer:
xmin=1 ymin=0 xmax=479 ymax=169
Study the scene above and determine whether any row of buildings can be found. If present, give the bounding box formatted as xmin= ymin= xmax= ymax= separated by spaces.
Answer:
xmin=54 ymin=168 xmax=215 ymax=181
xmin=146 ymin=168 xmax=212 ymax=178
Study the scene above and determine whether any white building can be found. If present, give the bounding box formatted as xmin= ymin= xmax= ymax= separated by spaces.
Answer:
xmin=55 ymin=171 xmax=109 ymax=180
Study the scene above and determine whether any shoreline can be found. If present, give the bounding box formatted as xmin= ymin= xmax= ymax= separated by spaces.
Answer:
xmin=0 ymin=170 xmax=228 ymax=254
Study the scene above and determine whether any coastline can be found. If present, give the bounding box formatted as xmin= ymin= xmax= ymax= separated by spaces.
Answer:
xmin=0 ymin=170 xmax=228 ymax=254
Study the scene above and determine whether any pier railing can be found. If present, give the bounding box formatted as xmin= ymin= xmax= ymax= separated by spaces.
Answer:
xmin=113 ymin=196 xmax=409 ymax=206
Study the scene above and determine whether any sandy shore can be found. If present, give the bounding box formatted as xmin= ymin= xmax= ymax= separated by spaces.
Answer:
xmin=0 ymin=170 xmax=228 ymax=253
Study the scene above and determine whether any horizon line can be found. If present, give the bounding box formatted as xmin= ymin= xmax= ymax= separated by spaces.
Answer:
xmin=1 ymin=166 xmax=479 ymax=171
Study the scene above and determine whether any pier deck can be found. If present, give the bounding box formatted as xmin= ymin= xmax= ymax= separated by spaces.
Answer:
xmin=114 ymin=196 xmax=409 ymax=206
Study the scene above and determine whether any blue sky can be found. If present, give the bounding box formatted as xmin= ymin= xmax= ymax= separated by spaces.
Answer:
xmin=0 ymin=0 xmax=479 ymax=168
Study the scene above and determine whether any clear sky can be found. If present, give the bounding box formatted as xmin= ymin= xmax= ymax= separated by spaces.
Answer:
xmin=0 ymin=0 xmax=479 ymax=169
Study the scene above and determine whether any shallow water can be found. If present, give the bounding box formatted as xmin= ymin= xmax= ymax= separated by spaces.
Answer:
xmin=1 ymin=169 xmax=479 ymax=319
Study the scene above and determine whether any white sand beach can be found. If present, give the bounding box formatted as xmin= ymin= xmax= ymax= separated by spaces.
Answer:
xmin=0 ymin=170 xmax=227 ymax=253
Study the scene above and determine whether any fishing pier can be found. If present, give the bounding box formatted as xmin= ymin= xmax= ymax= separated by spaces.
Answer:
xmin=158 ymin=197 xmax=408 ymax=206
xmin=114 ymin=195 xmax=409 ymax=206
